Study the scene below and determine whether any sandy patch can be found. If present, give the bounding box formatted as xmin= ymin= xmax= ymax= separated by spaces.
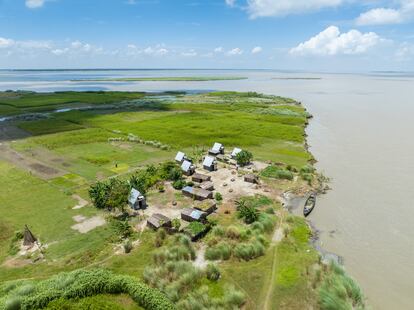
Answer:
xmin=71 ymin=215 xmax=106 ymax=233
xmin=193 ymin=244 xmax=208 ymax=269
xmin=72 ymin=194 xmax=89 ymax=209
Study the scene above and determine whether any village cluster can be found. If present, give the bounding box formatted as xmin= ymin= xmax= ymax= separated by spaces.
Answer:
xmin=127 ymin=142 xmax=260 ymax=240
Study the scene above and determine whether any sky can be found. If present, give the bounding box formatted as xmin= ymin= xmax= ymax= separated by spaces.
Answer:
xmin=0 ymin=0 xmax=414 ymax=71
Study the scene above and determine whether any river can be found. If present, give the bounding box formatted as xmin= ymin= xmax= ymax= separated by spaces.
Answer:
xmin=1 ymin=69 xmax=413 ymax=309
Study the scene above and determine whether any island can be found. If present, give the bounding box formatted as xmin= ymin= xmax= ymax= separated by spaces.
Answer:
xmin=0 ymin=90 xmax=365 ymax=309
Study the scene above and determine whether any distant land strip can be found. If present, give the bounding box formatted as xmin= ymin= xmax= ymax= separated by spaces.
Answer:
xmin=71 ymin=76 xmax=248 ymax=82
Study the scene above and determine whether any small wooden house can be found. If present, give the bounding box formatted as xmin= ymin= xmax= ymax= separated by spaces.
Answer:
xmin=182 ymin=186 xmax=213 ymax=201
xmin=194 ymin=200 xmax=217 ymax=215
xmin=181 ymin=208 xmax=207 ymax=222
xmin=181 ymin=160 xmax=195 ymax=176
xmin=200 ymin=181 xmax=214 ymax=191
xmin=244 ymin=174 xmax=259 ymax=184
xmin=203 ymin=156 xmax=217 ymax=172
xmin=209 ymin=142 xmax=224 ymax=155
xmin=128 ymin=188 xmax=147 ymax=210
xmin=147 ymin=213 xmax=172 ymax=230
xmin=192 ymin=173 xmax=211 ymax=183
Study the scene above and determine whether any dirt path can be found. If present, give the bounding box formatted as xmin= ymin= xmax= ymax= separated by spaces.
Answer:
xmin=72 ymin=194 xmax=89 ymax=209
xmin=193 ymin=244 xmax=207 ymax=269
xmin=263 ymin=214 xmax=285 ymax=310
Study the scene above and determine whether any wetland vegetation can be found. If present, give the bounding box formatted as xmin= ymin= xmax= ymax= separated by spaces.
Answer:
xmin=0 ymin=90 xmax=364 ymax=309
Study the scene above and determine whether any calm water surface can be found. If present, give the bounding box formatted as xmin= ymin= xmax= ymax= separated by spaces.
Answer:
xmin=1 ymin=69 xmax=413 ymax=309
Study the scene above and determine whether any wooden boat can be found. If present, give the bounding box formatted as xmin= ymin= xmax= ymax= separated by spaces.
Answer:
xmin=303 ymin=193 xmax=316 ymax=217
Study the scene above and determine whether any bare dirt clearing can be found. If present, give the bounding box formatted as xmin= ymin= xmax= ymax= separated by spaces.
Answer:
xmin=72 ymin=194 xmax=89 ymax=209
xmin=71 ymin=215 xmax=106 ymax=233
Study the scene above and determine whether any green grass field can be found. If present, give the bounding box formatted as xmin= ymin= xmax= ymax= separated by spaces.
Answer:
xmin=0 ymin=90 xmax=358 ymax=309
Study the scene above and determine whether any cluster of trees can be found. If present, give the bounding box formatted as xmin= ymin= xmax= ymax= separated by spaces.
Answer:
xmin=235 ymin=150 xmax=253 ymax=167
xmin=89 ymin=161 xmax=183 ymax=212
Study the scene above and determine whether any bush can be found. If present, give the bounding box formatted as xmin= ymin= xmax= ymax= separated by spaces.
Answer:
xmin=173 ymin=179 xmax=186 ymax=190
xmin=110 ymin=219 xmax=133 ymax=241
xmin=89 ymin=178 xmax=129 ymax=211
xmin=236 ymin=200 xmax=260 ymax=224
xmin=123 ymin=240 xmax=133 ymax=254
xmin=234 ymin=241 xmax=265 ymax=261
xmin=172 ymin=218 xmax=181 ymax=230
xmin=235 ymin=150 xmax=253 ymax=166
xmin=261 ymin=166 xmax=294 ymax=180
xmin=205 ymin=242 xmax=231 ymax=261
xmin=5 ymin=297 xmax=21 ymax=310
xmin=206 ymin=264 xmax=221 ymax=281
xmin=214 ymin=192 xmax=223 ymax=202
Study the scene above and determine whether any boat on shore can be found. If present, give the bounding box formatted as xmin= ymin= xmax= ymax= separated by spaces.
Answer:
xmin=303 ymin=193 xmax=316 ymax=217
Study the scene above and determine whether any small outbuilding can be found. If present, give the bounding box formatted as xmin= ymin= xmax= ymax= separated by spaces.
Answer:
xmin=209 ymin=142 xmax=224 ymax=156
xmin=182 ymin=186 xmax=213 ymax=201
xmin=244 ymin=174 xmax=259 ymax=184
xmin=231 ymin=147 xmax=242 ymax=158
xmin=203 ymin=156 xmax=217 ymax=172
xmin=128 ymin=188 xmax=147 ymax=210
xmin=181 ymin=160 xmax=195 ymax=176
xmin=192 ymin=173 xmax=211 ymax=183
xmin=23 ymin=225 xmax=37 ymax=246
xmin=194 ymin=200 xmax=217 ymax=215
xmin=147 ymin=213 xmax=172 ymax=230
xmin=200 ymin=181 xmax=214 ymax=191
xmin=181 ymin=208 xmax=207 ymax=222
xmin=175 ymin=151 xmax=186 ymax=163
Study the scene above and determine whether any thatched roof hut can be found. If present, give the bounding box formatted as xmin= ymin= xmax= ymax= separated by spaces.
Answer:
xmin=23 ymin=225 xmax=37 ymax=246
xmin=181 ymin=208 xmax=207 ymax=222
xmin=147 ymin=213 xmax=172 ymax=230
xmin=182 ymin=186 xmax=213 ymax=201
xmin=192 ymin=173 xmax=211 ymax=183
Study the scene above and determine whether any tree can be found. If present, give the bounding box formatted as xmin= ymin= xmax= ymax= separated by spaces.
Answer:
xmin=236 ymin=200 xmax=259 ymax=224
xmin=89 ymin=178 xmax=129 ymax=212
xmin=236 ymin=150 xmax=253 ymax=166
xmin=89 ymin=181 xmax=108 ymax=209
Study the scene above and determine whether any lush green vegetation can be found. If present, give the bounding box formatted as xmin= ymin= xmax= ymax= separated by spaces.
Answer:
xmin=72 ymin=76 xmax=248 ymax=82
xmin=0 ymin=90 xmax=360 ymax=309
xmin=0 ymin=269 xmax=173 ymax=310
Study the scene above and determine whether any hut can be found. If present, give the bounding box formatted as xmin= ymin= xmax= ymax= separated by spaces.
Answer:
xmin=194 ymin=200 xmax=217 ymax=215
xmin=192 ymin=173 xmax=211 ymax=183
xmin=23 ymin=225 xmax=37 ymax=246
xmin=175 ymin=151 xmax=186 ymax=163
xmin=182 ymin=186 xmax=213 ymax=201
xmin=244 ymin=174 xmax=259 ymax=184
xmin=181 ymin=208 xmax=207 ymax=222
xmin=209 ymin=142 xmax=224 ymax=155
xmin=200 ymin=181 xmax=214 ymax=191
xmin=181 ymin=160 xmax=195 ymax=176
xmin=231 ymin=147 xmax=242 ymax=158
xmin=128 ymin=188 xmax=147 ymax=210
xmin=203 ymin=156 xmax=217 ymax=172
xmin=147 ymin=213 xmax=172 ymax=230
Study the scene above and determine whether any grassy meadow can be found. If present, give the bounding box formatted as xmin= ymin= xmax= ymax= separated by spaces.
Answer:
xmin=0 ymin=90 xmax=362 ymax=309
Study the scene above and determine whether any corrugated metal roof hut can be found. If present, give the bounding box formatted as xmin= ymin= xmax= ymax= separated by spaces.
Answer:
xmin=244 ymin=174 xmax=259 ymax=184
xmin=209 ymin=142 xmax=224 ymax=155
xmin=182 ymin=186 xmax=213 ymax=201
xmin=200 ymin=181 xmax=214 ymax=191
xmin=192 ymin=173 xmax=211 ymax=183
xmin=181 ymin=208 xmax=207 ymax=222
xmin=231 ymin=147 xmax=242 ymax=158
xmin=181 ymin=160 xmax=195 ymax=176
xmin=147 ymin=213 xmax=172 ymax=230
xmin=194 ymin=200 xmax=217 ymax=215
xmin=128 ymin=188 xmax=147 ymax=210
xmin=175 ymin=151 xmax=186 ymax=163
xmin=203 ymin=156 xmax=217 ymax=172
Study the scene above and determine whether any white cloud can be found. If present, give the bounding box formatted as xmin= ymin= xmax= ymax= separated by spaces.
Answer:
xmin=225 ymin=0 xmax=237 ymax=7
xmin=25 ymin=0 xmax=46 ymax=9
xmin=356 ymin=0 xmax=414 ymax=25
xmin=246 ymin=0 xmax=343 ymax=18
xmin=395 ymin=42 xmax=414 ymax=60
xmin=181 ymin=49 xmax=197 ymax=57
xmin=251 ymin=46 xmax=263 ymax=54
xmin=227 ymin=47 xmax=243 ymax=55
xmin=290 ymin=26 xmax=382 ymax=56
xmin=0 ymin=37 xmax=15 ymax=49
xmin=214 ymin=46 xmax=223 ymax=53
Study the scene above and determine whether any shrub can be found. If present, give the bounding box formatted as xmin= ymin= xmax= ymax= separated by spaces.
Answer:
xmin=235 ymin=150 xmax=253 ymax=166
xmin=5 ymin=297 xmax=21 ymax=310
xmin=123 ymin=240 xmax=133 ymax=254
xmin=261 ymin=166 xmax=294 ymax=180
xmin=205 ymin=242 xmax=231 ymax=261
xmin=225 ymin=226 xmax=241 ymax=239
xmin=234 ymin=241 xmax=265 ymax=261
xmin=265 ymin=207 xmax=275 ymax=214
xmin=173 ymin=179 xmax=186 ymax=190
xmin=172 ymin=218 xmax=181 ymax=230
xmin=236 ymin=200 xmax=259 ymax=224
xmin=110 ymin=219 xmax=133 ymax=241
xmin=154 ymin=229 xmax=167 ymax=247
xmin=206 ymin=264 xmax=221 ymax=281
xmin=89 ymin=178 xmax=129 ymax=211
xmin=214 ymin=192 xmax=223 ymax=202
xmin=211 ymin=226 xmax=225 ymax=237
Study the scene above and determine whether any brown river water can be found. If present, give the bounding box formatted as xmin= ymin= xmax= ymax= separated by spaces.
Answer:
xmin=2 ymin=69 xmax=414 ymax=309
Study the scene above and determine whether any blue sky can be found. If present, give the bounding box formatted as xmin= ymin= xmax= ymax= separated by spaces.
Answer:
xmin=0 ymin=0 xmax=413 ymax=71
